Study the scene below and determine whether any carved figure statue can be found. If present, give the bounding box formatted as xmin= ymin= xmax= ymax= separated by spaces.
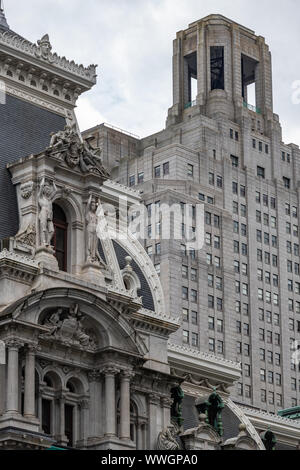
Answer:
xmin=44 ymin=308 xmax=63 ymax=335
xmin=41 ymin=304 xmax=97 ymax=350
xmin=85 ymin=195 xmax=101 ymax=264
xmin=157 ymin=426 xmax=180 ymax=451
xmin=38 ymin=177 xmax=58 ymax=245
xmin=35 ymin=34 xmax=54 ymax=62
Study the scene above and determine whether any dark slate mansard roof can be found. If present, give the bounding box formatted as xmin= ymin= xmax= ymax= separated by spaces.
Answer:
xmin=0 ymin=95 xmax=66 ymax=240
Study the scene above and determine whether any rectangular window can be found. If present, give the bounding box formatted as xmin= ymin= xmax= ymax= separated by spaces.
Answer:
xmin=208 ymin=274 xmax=214 ymax=287
xmin=209 ymin=172 xmax=215 ymax=186
xmin=191 ymin=290 xmax=197 ymax=303
xmin=232 ymin=181 xmax=238 ymax=194
xmin=217 ymin=341 xmax=224 ymax=355
xmin=191 ymin=311 xmax=198 ymax=325
xmin=208 ymin=295 xmax=214 ymax=309
xmin=129 ymin=175 xmax=136 ymax=187
xmin=283 ymin=177 xmax=291 ymax=189
xmin=217 ymin=176 xmax=223 ymax=188
xmin=191 ymin=268 xmax=197 ymax=282
xmin=182 ymin=265 xmax=188 ymax=279
xmin=208 ymin=317 xmax=215 ymax=331
xmin=257 ymin=166 xmax=265 ymax=179
xmin=217 ymin=319 xmax=224 ymax=333
xmin=209 ymin=338 xmax=215 ymax=352
xmin=182 ymin=308 xmax=189 ymax=322
xmin=187 ymin=164 xmax=194 ymax=178
xmin=192 ymin=333 xmax=199 ymax=347
xmin=183 ymin=330 xmax=189 ymax=344
xmin=205 ymin=212 xmax=212 ymax=226
xmin=163 ymin=162 xmax=169 ymax=176
xmin=138 ymin=172 xmax=144 ymax=184
xmin=154 ymin=166 xmax=161 ymax=178
xmin=182 ymin=287 xmax=189 ymax=301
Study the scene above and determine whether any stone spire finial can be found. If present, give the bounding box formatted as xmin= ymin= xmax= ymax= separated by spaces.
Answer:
xmin=0 ymin=1 xmax=9 ymax=30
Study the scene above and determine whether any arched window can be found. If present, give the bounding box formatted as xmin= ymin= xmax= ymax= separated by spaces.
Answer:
xmin=52 ymin=204 xmax=68 ymax=272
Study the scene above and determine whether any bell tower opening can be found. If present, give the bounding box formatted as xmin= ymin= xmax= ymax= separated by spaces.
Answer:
xmin=241 ymin=54 xmax=259 ymax=110
xmin=184 ymin=52 xmax=197 ymax=107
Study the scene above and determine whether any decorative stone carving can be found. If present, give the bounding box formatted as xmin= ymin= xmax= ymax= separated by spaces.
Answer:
xmin=157 ymin=426 xmax=181 ymax=450
xmin=85 ymin=195 xmax=105 ymax=266
xmin=34 ymin=34 xmax=54 ymax=62
xmin=40 ymin=304 xmax=97 ymax=350
xmin=15 ymin=224 xmax=37 ymax=247
xmin=0 ymin=30 xmax=97 ymax=81
xmin=38 ymin=177 xmax=58 ymax=246
xmin=46 ymin=125 xmax=110 ymax=179
xmin=20 ymin=182 xmax=35 ymax=199
xmin=195 ymin=390 xmax=225 ymax=437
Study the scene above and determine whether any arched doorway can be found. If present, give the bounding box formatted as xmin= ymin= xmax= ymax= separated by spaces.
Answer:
xmin=52 ymin=204 xmax=68 ymax=272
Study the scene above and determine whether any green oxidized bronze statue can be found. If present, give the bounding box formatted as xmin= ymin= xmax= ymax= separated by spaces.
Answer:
xmin=171 ymin=386 xmax=185 ymax=427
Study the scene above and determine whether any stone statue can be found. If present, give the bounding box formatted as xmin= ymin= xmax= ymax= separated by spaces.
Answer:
xmin=171 ymin=386 xmax=184 ymax=426
xmin=157 ymin=426 xmax=181 ymax=451
xmin=85 ymin=195 xmax=102 ymax=264
xmin=41 ymin=304 xmax=97 ymax=350
xmin=46 ymin=125 xmax=110 ymax=179
xmin=38 ymin=177 xmax=58 ymax=246
xmin=34 ymin=34 xmax=54 ymax=62
xmin=44 ymin=308 xmax=63 ymax=335
xmin=49 ymin=124 xmax=78 ymax=150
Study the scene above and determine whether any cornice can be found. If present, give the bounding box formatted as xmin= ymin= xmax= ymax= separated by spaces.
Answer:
xmin=0 ymin=30 xmax=96 ymax=84
xmin=168 ymin=342 xmax=241 ymax=385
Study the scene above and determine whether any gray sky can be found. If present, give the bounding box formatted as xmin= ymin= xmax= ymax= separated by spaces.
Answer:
xmin=3 ymin=0 xmax=300 ymax=144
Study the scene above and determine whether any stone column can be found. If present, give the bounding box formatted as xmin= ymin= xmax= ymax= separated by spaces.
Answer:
xmin=137 ymin=420 xmax=147 ymax=450
xmin=148 ymin=395 xmax=160 ymax=450
xmin=102 ymin=367 xmax=119 ymax=438
xmin=88 ymin=371 xmax=102 ymax=438
xmin=6 ymin=340 xmax=23 ymax=414
xmin=120 ymin=370 xmax=134 ymax=441
xmin=79 ymin=399 xmax=90 ymax=444
xmin=24 ymin=344 xmax=38 ymax=418
xmin=58 ymin=394 xmax=68 ymax=445
xmin=161 ymin=397 xmax=173 ymax=429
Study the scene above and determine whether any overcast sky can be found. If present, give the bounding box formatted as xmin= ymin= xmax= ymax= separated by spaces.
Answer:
xmin=3 ymin=0 xmax=300 ymax=144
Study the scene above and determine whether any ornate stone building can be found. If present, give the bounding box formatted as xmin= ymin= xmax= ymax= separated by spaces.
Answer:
xmin=0 ymin=5 xmax=300 ymax=451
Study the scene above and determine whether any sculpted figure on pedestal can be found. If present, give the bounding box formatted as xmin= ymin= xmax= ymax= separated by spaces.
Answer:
xmin=38 ymin=177 xmax=58 ymax=246
xmin=85 ymin=195 xmax=105 ymax=266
